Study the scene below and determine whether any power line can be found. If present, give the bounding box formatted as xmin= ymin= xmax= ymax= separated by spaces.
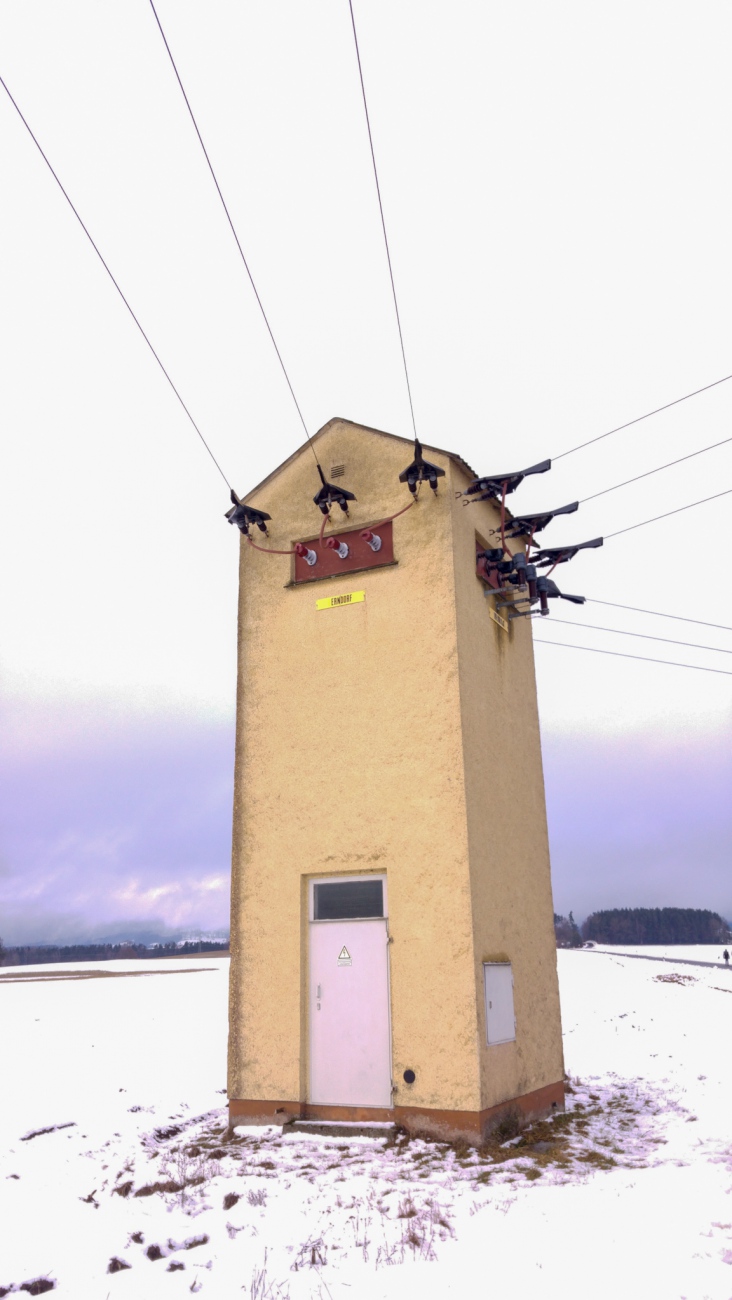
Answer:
xmin=605 ymin=487 xmax=732 ymax=539
xmin=146 ymin=0 xmax=319 ymax=466
xmin=587 ymin=598 xmax=732 ymax=635
xmin=550 ymin=618 xmax=732 ymax=656
xmin=579 ymin=435 xmax=732 ymax=505
xmin=533 ymin=638 xmax=732 ymax=678
xmin=346 ymin=0 xmax=418 ymax=440
xmin=0 ymin=72 xmax=231 ymax=490
xmin=554 ymin=372 xmax=732 ymax=462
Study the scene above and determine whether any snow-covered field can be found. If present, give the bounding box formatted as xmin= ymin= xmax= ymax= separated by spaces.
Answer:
xmin=2 ymin=950 xmax=732 ymax=1299
xmin=588 ymin=944 xmax=732 ymax=965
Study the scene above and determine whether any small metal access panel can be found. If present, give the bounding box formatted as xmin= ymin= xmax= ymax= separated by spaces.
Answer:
xmin=484 ymin=962 xmax=516 ymax=1045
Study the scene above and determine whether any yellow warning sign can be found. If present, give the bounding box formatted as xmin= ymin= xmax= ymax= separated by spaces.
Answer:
xmin=489 ymin=606 xmax=509 ymax=632
xmin=337 ymin=946 xmax=352 ymax=966
xmin=316 ymin=590 xmax=365 ymax=612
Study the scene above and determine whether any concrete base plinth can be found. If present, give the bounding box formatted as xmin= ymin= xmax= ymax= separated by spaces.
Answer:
xmin=284 ymin=1119 xmax=395 ymax=1139
xmin=228 ymin=1080 xmax=564 ymax=1146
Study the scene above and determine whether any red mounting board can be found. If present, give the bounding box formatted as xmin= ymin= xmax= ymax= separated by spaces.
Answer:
xmin=293 ymin=520 xmax=394 ymax=584
xmin=476 ymin=549 xmax=500 ymax=589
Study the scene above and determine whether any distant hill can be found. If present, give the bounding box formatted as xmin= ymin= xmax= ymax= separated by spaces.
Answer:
xmin=0 ymin=940 xmax=230 ymax=967
xmin=582 ymin=908 xmax=730 ymax=945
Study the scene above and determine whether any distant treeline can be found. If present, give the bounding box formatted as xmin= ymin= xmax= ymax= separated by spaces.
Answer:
xmin=0 ymin=940 xmax=230 ymax=967
xmin=582 ymin=909 xmax=730 ymax=945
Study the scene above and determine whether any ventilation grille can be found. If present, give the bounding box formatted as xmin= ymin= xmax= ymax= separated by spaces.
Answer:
xmin=330 ymin=464 xmax=346 ymax=479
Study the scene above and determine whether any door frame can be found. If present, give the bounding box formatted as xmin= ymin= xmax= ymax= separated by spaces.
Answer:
xmin=307 ymin=873 xmax=393 ymax=1106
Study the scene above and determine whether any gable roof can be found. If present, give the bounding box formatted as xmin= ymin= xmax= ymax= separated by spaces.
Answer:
xmin=242 ymin=417 xmax=479 ymax=503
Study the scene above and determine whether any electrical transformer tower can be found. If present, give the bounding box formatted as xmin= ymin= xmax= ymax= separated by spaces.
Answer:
xmin=227 ymin=417 xmax=565 ymax=1143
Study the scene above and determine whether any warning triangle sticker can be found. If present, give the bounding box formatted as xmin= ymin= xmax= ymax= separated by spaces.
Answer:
xmin=338 ymin=947 xmax=351 ymax=961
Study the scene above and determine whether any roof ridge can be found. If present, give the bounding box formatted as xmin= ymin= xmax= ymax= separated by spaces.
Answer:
xmin=242 ymin=418 xmax=478 ymax=502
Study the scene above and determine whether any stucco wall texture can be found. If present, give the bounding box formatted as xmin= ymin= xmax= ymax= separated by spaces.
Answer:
xmin=227 ymin=418 xmax=564 ymax=1132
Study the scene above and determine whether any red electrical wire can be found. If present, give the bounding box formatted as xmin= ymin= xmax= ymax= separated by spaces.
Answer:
xmin=368 ymin=499 xmax=416 ymax=529
xmin=246 ymin=508 xmax=332 ymax=556
xmin=246 ymin=536 xmax=299 ymax=555
xmin=246 ymin=498 xmax=415 ymax=559
xmin=320 ymin=499 xmax=416 ymax=551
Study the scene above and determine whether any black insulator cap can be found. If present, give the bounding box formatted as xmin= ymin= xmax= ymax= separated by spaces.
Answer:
xmin=399 ymin=439 xmax=445 ymax=494
xmin=313 ymin=463 xmax=356 ymax=515
xmin=463 ymin=459 xmax=551 ymax=501
xmin=225 ymin=492 xmax=271 ymax=535
xmin=403 ymin=1068 xmax=416 ymax=1084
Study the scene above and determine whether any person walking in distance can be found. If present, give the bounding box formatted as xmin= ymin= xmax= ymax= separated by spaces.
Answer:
xmin=723 ymin=949 xmax=730 ymax=967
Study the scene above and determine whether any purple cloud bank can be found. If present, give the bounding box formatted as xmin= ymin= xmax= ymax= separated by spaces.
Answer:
xmin=1 ymin=702 xmax=729 ymax=944
xmin=0 ymin=706 xmax=234 ymax=944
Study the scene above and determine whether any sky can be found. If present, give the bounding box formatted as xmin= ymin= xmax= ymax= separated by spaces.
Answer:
xmin=1 ymin=0 xmax=731 ymax=943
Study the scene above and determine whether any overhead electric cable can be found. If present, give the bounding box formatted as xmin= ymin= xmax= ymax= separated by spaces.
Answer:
xmin=146 ymin=0 xmax=319 ymax=466
xmin=550 ymin=619 xmax=732 ymax=656
xmin=346 ymin=0 xmax=418 ymax=439
xmin=554 ymin=372 xmax=732 ymax=462
xmin=579 ymin=435 xmax=732 ymax=504
xmin=586 ymin=599 xmax=732 ymax=634
xmin=0 ymin=72 xmax=231 ymax=489
xmin=533 ymin=639 xmax=732 ymax=678
xmin=604 ymin=487 xmax=732 ymax=539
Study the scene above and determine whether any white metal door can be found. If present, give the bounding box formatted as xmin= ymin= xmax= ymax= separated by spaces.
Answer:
xmin=309 ymin=919 xmax=391 ymax=1106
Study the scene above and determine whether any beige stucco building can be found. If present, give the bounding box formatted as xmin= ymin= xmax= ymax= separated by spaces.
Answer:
xmin=227 ymin=417 xmax=564 ymax=1143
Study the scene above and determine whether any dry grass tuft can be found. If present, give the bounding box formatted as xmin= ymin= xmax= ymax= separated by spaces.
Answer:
xmin=153 ymin=1124 xmax=183 ymax=1141
xmin=20 ymin=1124 xmax=75 ymax=1143
xmin=291 ymin=1236 xmax=327 ymax=1270
xmin=490 ymin=1109 xmax=522 ymax=1143
xmin=107 ymin=1258 xmax=131 ymax=1274
xmin=133 ymin=1178 xmax=203 ymax=1197
xmin=397 ymin=1196 xmax=418 ymax=1219
xmin=450 ymin=1137 xmax=471 ymax=1160
xmin=576 ymin=1150 xmax=617 ymax=1170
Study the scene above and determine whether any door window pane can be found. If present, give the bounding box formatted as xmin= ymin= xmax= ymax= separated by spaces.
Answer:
xmin=314 ymin=879 xmax=384 ymax=920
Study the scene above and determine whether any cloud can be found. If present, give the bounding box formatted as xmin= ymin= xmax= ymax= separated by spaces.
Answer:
xmin=113 ymin=881 xmax=182 ymax=905
xmin=192 ymin=876 xmax=229 ymax=894
xmin=2 ymin=700 xmax=730 ymax=946
xmin=0 ymin=702 xmax=233 ymax=944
